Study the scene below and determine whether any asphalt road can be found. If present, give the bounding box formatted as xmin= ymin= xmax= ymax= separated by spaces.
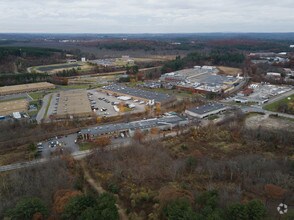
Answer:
xmin=40 ymin=133 xmax=79 ymax=158
xmin=262 ymin=88 xmax=294 ymax=106
xmin=36 ymin=93 xmax=51 ymax=123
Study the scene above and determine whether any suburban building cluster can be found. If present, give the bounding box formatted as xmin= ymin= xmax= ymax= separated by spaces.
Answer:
xmin=250 ymin=52 xmax=289 ymax=64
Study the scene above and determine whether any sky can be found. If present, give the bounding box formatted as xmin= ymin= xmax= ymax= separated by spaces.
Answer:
xmin=0 ymin=0 xmax=293 ymax=33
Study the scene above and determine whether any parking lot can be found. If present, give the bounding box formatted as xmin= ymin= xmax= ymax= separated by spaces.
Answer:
xmin=88 ymin=89 xmax=146 ymax=117
xmin=38 ymin=134 xmax=79 ymax=158
xmin=46 ymin=89 xmax=146 ymax=119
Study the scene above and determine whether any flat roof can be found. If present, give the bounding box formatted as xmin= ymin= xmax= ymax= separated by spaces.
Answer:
xmin=80 ymin=115 xmax=187 ymax=136
xmin=187 ymin=103 xmax=226 ymax=115
xmin=0 ymin=82 xmax=55 ymax=95
xmin=198 ymin=74 xmax=238 ymax=85
xmin=102 ymin=84 xmax=174 ymax=103
xmin=56 ymin=90 xmax=92 ymax=116
xmin=0 ymin=99 xmax=28 ymax=116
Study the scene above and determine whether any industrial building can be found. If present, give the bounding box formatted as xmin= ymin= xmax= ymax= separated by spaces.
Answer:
xmin=0 ymin=82 xmax=55 ymax=96
xmin=79 ymin=115 xmax=189 ymax=140
xmin=266 ymin=72 xmax=282 ymax=78
xmin=0 ymin=99 xmax=29 ymax=116
xmin=233 ymin=83 xmax=291 ymax=105
xmin=53 ymin=90 xmax=94 ymax=119
xmin=100 ymin=84 xmax=177 ymax=107
xmin=160 ymin=66 xmax=242 ymax=94
xmin=185 ymin=103 xmax=227 ymax=119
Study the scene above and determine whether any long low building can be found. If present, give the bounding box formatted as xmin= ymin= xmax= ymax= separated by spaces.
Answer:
xmin=185 ymin=103 xmax=227 ymax=119
xmin=100 ymin=84 xmax=177 ymax=107
xmin=0 ymin=82 xmax=55 ymax=96
xmin=0 ymin=99 xmax=29 ymax=116
xmin=79 ymin=115 xmax=188 ymax=140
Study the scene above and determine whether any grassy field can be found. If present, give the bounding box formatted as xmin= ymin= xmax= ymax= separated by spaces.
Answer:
xmin=263 ymin=94 xmax=294 ymax=112
xmin=0 ymin=97 xmax=25 ymax=103
xmin=31 ymin=62 xmax=92 ymax=74
xmin=134 ymin=55 xmax=176 ymax=62
xmin=58 ymin=84 xmax=91 ymax=90
xmin=28 ymin=91 xmax=46 ymax=100
xmin=79 ymin=142 xmax=94 ymax=151
xmin=217 ymin=66 xmax=241 ymax=76
xmin=44 ymin=94 xmax=52 ymax=117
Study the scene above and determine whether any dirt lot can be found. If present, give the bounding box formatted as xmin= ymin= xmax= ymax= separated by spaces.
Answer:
xmin=217 ymin=66 xmax=242 ymax=76
xmin=245 ymin=114 xmax=294 ymax=131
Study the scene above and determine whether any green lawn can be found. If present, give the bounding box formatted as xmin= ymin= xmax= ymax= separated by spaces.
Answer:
xmin=0 ymin=97 xmax=25 ymax=103
xmin=79 ymin=142 xmax=94 ymax=151
xmin=28 ymin=110 xmax=38 ymax=117
xmin=208 ymin=115 xmax=219 ymax=120
xmin=58 ymin=84 xmax=91 ymax=90
xmin=44 ymin=94 xmax=52 ymax=117
xmin=28 ymin=92 xmax=46 ymax=100
xmin=263 ymin=95 xmax=294 ymax=112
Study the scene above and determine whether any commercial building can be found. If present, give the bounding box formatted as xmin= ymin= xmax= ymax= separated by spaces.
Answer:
xmin=233 ymin=83 xmax=291 ymax=105
xmin=266 ymin=72 xmax=282 ymax=77
xmin=237 ymin=88 xmax=254 ymax=97
xmin=0 ymin=82 xmax=55 ymax=96
xmin=160 ymin=66 xmax=242 ymax=94
xmin=53 ymin=90 xmax=94 ymax=119
xmin=100 ymin=84 xmax=177 ymax=107
xmin=0 ymin=99 xmax=29 ymax=116
xmin=185 ymin=103 xmax=227 ymax=119
xmin=79 ymin=115 xmax=189 ymax=140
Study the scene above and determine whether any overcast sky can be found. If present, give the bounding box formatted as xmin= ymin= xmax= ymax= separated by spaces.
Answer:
xmin=0 ymin=0 xmax=293 ymax=33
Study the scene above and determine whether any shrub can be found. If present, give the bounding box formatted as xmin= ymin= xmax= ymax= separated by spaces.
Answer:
xmin=6 ymin=197 xmax=48 ymax=220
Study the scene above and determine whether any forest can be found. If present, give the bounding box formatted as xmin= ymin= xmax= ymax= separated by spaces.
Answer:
xmin=161 ymin=50 xmax=245 ymax=73
xmin=0 ymin=47 xmax=65 ymax=73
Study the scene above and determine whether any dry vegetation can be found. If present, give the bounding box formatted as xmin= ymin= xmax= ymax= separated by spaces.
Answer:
xmin=0 ymin=157 xmax=84 ymax=218
xmin=217 ymin=66 xmax=242 ymax=76
xmin=85 ymin=115 xmax=294 ymax=219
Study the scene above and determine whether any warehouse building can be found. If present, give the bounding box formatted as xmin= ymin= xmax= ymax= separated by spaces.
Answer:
xmin=185 ymin=103 xmax=227 ymax=119
xmin=100 ymin=84 xmax=177 ymax=107
xmin=79 ymin=115 xmax=188 ymax=140
xmin=0 ymin=82 xmax=55 ymax=96
xmin=160 ymin=66 xmax=242 ymax=94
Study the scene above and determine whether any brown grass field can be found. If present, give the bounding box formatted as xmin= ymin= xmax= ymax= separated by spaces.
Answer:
xmin=217 ymin=66 xmax=242 ymax=76
xmin=0 ymin=99 xmax=28 ymax=116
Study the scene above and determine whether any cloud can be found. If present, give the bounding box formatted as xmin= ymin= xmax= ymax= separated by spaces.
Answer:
xmin=0 ymin=0 xmax=293 ymax=33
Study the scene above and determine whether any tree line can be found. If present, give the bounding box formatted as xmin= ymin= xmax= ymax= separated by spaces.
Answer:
xmin=161 ymin=50 xmax=245 ymax=73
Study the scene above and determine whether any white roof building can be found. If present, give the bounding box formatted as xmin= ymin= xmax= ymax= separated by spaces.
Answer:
xmin=267 ymin=72 xmax=281 ymax=77
xmin=117 ymin=96 xmax=132 ymax=101
xmin=12 ymin=112 xmax=21 ymax=119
